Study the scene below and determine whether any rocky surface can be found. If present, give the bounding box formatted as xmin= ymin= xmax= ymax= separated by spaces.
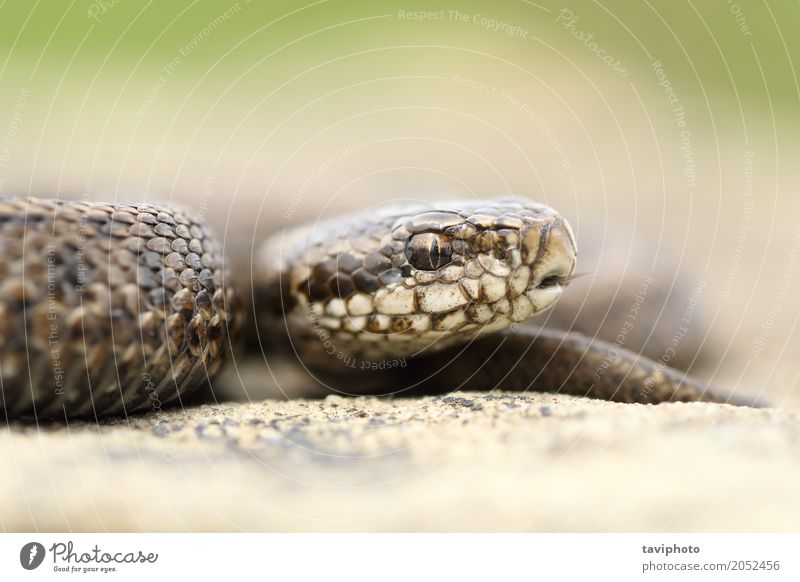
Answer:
xmin=1 ymin=392 xmax=798 ymax=531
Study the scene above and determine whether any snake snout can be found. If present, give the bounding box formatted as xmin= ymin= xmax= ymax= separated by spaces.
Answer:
xmin=534 ymin=223 xmax=577 ymax=284
xmin=522 ymin=219 xmax=577 ymax=312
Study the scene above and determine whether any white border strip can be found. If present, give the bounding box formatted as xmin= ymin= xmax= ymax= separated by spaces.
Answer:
xmin=1 ymin=533 xmax=797 ymax=581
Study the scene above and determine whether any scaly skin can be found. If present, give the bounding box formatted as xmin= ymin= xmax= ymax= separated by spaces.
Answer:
xmin=0 ymin=196 xmax=238 ymax=418
xmin=254 ymin=198 xmax=576 ymax=370
xmin=404 ymin=326 xmax=765 ymax=406
xmin=0 ymin=195 xmax=762 ymax=418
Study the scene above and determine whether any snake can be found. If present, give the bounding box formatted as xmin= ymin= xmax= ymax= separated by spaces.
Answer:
xmin=0 ymin=195 xmax=761 ymax=418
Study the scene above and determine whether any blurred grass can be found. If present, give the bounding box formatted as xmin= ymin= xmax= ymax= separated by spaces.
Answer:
xmin=0 ymin=0 xmax=797 ymax=116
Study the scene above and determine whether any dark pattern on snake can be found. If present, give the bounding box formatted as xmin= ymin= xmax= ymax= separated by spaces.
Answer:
xmin=0 ymin=195 xmax=761 ymax=418
xmin=0 ymin=197 xmax=237 ymax=418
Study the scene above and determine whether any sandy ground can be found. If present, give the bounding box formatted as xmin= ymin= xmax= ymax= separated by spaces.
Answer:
xmin=1 ymin=391 xmax=798 ymax=532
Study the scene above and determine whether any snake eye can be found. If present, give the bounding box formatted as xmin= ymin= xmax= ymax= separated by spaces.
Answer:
xmin=406 ymin=233 xmax=452 ymax=271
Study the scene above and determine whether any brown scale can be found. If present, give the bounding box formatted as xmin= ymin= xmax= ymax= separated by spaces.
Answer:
xmin=0 ymin=196 xmax=238 ymax=418
xmin=295 ymin=205 xmax=524 ymax=312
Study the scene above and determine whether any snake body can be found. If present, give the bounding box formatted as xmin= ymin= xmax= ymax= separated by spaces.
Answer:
xmin=0 ymin=197 xmax=236 ymax=418
xmin=0 ymin=195 xmax=759 ymax=418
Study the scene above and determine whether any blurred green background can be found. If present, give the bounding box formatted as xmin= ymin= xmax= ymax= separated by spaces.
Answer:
xmin=1 ymin=0 xmax=797 ymax=109
xmin=2 ymin=1 xmax=797 ymax=114
xmin=1 ymin=0 xmax=796 ymax=199
xmin=1 ymin=0 xmax=796 ymax=207
xmin=1 ymin=0 xmax=799 ymax=402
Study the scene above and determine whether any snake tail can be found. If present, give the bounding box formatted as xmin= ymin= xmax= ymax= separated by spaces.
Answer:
xmin=407 ymin=325 xmax=766 ymax=407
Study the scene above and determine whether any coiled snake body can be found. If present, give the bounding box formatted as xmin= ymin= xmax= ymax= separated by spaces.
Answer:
xmin=0 ymin=196 xmax=760 ymax=418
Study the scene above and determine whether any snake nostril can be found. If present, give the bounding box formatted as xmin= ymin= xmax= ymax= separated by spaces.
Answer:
xmin=537 ymin=275 xmax=564 ymax=289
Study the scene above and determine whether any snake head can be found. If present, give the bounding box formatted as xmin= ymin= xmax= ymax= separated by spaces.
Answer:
xmin=263 ymin=196 xmax=576 ymax=359
xmin=378 ymin=198 xmax=577 ymax=338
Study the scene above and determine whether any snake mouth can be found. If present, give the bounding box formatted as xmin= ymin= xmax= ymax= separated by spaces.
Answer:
xmin=528 ymin=220 xmax=576 ymax=277
xmin=519 ymin=220 xmax=577 ymax=314
xmin=537 ymin=275 xmax=570 ymax=289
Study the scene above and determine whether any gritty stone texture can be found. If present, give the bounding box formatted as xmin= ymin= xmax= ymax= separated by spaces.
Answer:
xmin=1 ymin=392 xmax=798 ymax=532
